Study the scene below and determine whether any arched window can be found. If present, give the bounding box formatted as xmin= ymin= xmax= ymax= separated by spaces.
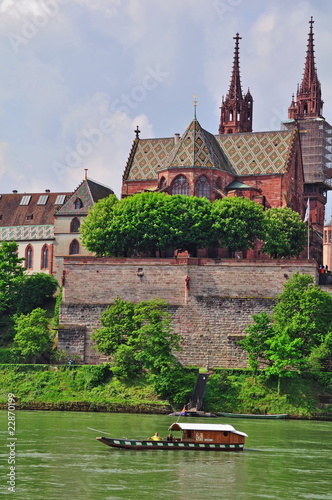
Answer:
xmin=69 ymin=239 xmax=79 ymax=255
xmin=41 ymin=245 xmax=49 ymax=269
xmin=195 ymin=175 xmax=211 ymax=199
xmin=171 ymin=175 xmax=190 ymax=195
xmin=25 ymin=245 xmax=33 ymax=269
xmin=70 ymin=217 xmax=80 ymax=233
xmin=74 ymin=198 xmax=83 ymax=210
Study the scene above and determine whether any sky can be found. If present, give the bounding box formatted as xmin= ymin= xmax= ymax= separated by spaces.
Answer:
xmin=0 ymin=0 xmax=331 ymax=206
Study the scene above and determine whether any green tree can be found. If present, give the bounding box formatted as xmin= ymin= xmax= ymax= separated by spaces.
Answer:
xmin=166 ymin=195 xmax=215 ymax=256
xmin=92 ymin=297 xmax=182 ymax=377
xmin=211 ymin=196 xmax=264 ymax=255
xmin=15 ymin=273 xmax=58 ymax=315
xmin=13 ymin=308 xmax=53 ymax=363
xmin=241 ymin=273 xmax=332 ymax=392
xmin=273 ymin=273 xmax=332 ymax=355
xmin=240 ymin=312 xmax=274 ymax=374
xmin=262 ymin=207 xmax=306 ymax=258
xmin=81 ymin=192 xmax=215 ymax=257
xmin=0 ymin=241 xmax=25 ymax=316
xmin=92 ymin=297 xmax=137 ymax=355
xmin=80 ymin=194 xmax=118 ymax=256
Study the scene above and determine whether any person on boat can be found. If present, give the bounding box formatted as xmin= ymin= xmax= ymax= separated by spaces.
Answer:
xmin=150 ymin=432 xmax=161 ymax=441
xmin=166 ymin=433 xmax=173 ymax=442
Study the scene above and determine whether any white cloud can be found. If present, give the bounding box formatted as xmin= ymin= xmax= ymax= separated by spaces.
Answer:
xmin=0 ymin=0 xmax=331 ymax=199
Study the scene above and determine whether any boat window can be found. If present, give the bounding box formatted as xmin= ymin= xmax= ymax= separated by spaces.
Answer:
xmin=223 ymin=432 xmax=229 ymax=436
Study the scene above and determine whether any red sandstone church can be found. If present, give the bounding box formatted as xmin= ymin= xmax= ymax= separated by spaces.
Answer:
xmin=121 ymin=18 xmax=331 ymax=262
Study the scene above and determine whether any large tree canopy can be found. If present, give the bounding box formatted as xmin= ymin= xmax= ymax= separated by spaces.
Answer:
xmin=80 ymin=194 xmax=118 ymax=256
xmin=81 ymin=192 xmax=307 ymax=259
xmin=241 ymin=273 xmax=332 ymax=391
xmin=211 ymin=196 xmax=264 ymax=255
xmin=81 ymin=192 xmax=215 ymax=257
xmin=262 ymin=207 xmax=306 ymax=258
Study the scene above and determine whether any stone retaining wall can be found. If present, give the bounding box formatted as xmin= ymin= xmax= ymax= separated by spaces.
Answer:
xmin=59 ymin=257 xmax=318 ymax=367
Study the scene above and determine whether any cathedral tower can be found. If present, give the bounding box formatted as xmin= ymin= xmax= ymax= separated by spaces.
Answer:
xmin=284 ymin=17 xmax=331 ymax=263
xmin=288 ymin=17 xmax=323 ymax=120
xmin=219 ymin=33 xmax=253 ymax=135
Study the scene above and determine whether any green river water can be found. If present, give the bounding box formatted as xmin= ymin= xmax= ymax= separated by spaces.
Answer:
xmin=0 ymin=410 xmax=331 ymax=499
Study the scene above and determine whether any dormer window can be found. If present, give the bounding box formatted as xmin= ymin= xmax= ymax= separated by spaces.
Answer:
xmin=20 ymin=195 xmax=31 ymax=206
xmin=74 ymin=198 xmax=83 ymax=209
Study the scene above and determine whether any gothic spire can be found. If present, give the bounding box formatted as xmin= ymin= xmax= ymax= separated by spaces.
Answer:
xmin=219 ymin=34 xmax=253 ymax=135
xmin=227 ymin=33 xmax=243 ymax=102
xmin=288 ymin=17 xmax=323 ymax=119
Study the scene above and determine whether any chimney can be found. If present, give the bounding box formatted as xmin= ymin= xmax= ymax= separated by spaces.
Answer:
xmin=174 ymin=133 xmax=180 ymax=144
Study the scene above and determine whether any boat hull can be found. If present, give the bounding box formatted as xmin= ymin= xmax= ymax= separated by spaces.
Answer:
xmin=96 ymin=436 xmax=244 ymax=451
xmin=218 ymin=412 xmax=288 ymax=419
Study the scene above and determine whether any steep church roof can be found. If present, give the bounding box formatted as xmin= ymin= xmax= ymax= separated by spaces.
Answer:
xmin=56 ymin=178 xmax=114 ymax=216
xmin=216 ymin=130 xmax=297 ymax=176
xmin=161 ymin=118 xmax=235 ymax=174
xmin=123 ymin=117 xmax=236 ymax=182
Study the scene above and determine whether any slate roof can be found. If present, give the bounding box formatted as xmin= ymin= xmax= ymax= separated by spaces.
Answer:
xmin=0 ymin=191 xmax=70 ymax=227
xmin=216 ymin=130 xmax=296 ymax=176
xmin=56 ymin=178 xmax=114 ymax=216
xmin=124 ymin=121 xmax=297 ymax=182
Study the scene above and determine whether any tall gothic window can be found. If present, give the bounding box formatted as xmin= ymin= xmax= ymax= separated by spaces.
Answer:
xmin=25 ymin=245 xmax=33 ymax=269
xmin=195 ymin=175 xmax=211 ymax=199
xmin=41 ymin=245 xmax=49 ymax=269
xmin=70 ymin=217 xmax=80 ymax=233
xmin=171 ymin=175 xmax=190 ymax=196
xmin=69 ymin=239 xmax=79 ymax=255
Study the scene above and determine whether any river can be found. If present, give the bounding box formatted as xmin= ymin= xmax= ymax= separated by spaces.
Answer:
xmin=0 ymin=411 xmax=331 ymax=499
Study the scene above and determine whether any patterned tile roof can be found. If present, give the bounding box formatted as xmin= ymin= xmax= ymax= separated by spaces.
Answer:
xmin=56 ymin=178 xmax=114 ymax=216
xmin=125 ymin=119 xmax=236 ymax=181
xmin=0 ymin=225 xmax=54 ymax=241
xmin=165 ymin=119 xmax=235 ymax=174
xmin=215 ymin=130 xmax=295 ymax=176
xmin=0 ymin=191 xmax=70 ymax=228
xmin=125 ymin=137 xmax=175 ymax=181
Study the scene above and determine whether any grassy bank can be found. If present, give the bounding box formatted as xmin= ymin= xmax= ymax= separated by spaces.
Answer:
xmin=0 ymin=364 xmax=170 ymax=412
xmin=204 ymin=370 xmax=332 ymax=419
xmin=0 ymin=364 xmax=331 ymax=418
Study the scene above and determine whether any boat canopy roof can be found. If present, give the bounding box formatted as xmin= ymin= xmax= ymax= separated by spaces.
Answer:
xmin=169 ymin=422 xmax=247 ymax=437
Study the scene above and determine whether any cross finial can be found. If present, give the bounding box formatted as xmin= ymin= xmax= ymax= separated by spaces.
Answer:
xmin=134 ymin=125 xmax=141 ymax=139
xmin=309 ymin=16 xmax=314 ymax=30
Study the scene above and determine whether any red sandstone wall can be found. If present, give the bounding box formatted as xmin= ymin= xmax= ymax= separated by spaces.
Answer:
xmin=59 ymin=258 xmax=318 ymax=367
xmin=62 ymin=257 xmax=317 ymax=304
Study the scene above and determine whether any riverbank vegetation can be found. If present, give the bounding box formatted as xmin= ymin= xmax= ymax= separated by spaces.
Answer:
xmin=0 ymin=364 xmax=331 ymax=418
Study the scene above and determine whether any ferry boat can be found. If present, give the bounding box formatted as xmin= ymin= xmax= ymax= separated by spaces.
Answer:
xmin=96 ymin=422 xmax=247 ymax=451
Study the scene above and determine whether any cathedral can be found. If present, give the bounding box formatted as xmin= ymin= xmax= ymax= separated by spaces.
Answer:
xmin=122 ymin=18 xmax=331 ymax=262
xmin=0 ymin=18 xmax=331 ymax=272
